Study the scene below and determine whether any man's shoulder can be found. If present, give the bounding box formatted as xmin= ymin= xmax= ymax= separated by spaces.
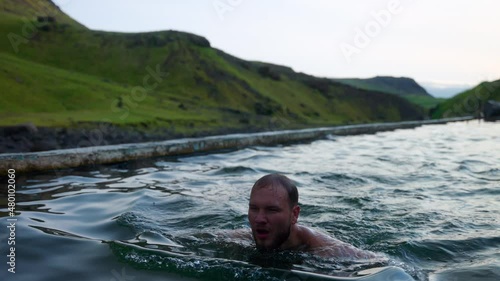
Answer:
xmin=298 ymin=226 xmax=380 ymax=259
xmin=298 ymin=225 xmax=339 ymax=247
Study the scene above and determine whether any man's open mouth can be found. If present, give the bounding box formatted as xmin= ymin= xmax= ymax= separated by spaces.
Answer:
xmin=256 ymin=229 xmax=270 ymax=238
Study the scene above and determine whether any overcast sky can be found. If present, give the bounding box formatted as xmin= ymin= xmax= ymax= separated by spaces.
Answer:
xmin=52 ymin=0 xmax=500 ymax=96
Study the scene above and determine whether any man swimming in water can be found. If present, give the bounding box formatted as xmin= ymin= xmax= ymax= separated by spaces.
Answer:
xmin=242 ymin=173 xmax=379 ymax=258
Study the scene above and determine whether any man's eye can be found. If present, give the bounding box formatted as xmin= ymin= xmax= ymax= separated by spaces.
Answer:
xmin=268 ymin=208 xmax=280 ymax=213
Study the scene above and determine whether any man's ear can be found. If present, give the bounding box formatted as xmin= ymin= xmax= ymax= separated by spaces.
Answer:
xmin=291 ymin=205 xmax=300 ymax=224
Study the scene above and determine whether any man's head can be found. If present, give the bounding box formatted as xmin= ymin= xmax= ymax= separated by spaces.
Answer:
xmin=248 ymin=174 xmax=300 ymax=251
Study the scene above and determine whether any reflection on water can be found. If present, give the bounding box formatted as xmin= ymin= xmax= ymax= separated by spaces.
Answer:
xmin=1 ymin=121 xmax=499 ymax=281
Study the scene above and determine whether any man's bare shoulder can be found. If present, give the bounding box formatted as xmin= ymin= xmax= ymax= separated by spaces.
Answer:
xmin=298 ymin=226 xmax=382 ymax=259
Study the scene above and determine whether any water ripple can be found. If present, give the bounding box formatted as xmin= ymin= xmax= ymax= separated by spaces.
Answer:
xmin=3 ymin=121 xmax=499 ymax=281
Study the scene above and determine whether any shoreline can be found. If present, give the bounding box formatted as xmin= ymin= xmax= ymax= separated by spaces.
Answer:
xmin=0 ymin=122 xmax=267 ymax=154
xmin=0 ymin=117 xmax=473 ymax=175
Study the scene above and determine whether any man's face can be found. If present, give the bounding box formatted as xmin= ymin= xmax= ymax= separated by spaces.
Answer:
xmin=248 ymin=185 xmax=299 ymax=251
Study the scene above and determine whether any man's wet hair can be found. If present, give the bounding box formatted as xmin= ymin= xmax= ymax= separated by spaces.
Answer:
xmin=252 ymin=174 xmax=298 ymax=208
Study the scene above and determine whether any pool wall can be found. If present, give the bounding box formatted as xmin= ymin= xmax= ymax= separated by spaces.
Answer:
xmin=0 ymin=117 xmax=473 ymax=175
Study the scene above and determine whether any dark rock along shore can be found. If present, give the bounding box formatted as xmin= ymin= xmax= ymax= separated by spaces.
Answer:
xmin=0 ymin=123 xmax=184 ymax=153
xmin=0 ymin=122 xmax=271 ymax=153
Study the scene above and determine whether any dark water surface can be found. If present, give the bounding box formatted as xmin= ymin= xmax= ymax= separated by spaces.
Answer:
xmin=1 ymin=121 xmax=499 ymax=281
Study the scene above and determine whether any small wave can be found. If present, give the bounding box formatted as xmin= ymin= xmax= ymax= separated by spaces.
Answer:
xmin=209 ymin=166 xmax=259 ymax=176
xmin=473 ymin=168 xmax=500 ymax=181
xmin=316 ymin=173 xmax=368 ymax=187
xmin=30 ymin=225 xmax=94 ymax=240
xmin=457 ymin=159 xmax=500 ymax=178
xmin=25 ymin=175 xmax=118 ymax=189
xmin=472 ymin=187 xmax=500 ymax=196
xmin=431 ymin=263 xmax=500 ymax=281
xmin=109 ymin=241 xmax=285 ymax=281
xmin=398 ymin=236 xmax=500 ymax=262
xmin=115 ymin=211 xmax=161 ymax=233
xmin=339 ymin=196 xmax=374 ymax=208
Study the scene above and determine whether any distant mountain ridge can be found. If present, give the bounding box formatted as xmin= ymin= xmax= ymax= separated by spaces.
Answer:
xmin=0 ymin=0 xmax=426 ymax=148
xmin=334 ymin=76 xmax=432 ymax=97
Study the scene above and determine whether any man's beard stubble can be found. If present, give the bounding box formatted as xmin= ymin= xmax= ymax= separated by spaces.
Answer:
xmin=255 ymin=223 xmax=292 ymax=252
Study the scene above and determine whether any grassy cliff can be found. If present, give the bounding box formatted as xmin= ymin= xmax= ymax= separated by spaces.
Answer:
xmin=0 ymin=0 xmax=425 ymax=140
xmin=431 ymin=79 xmax=500 ymax=118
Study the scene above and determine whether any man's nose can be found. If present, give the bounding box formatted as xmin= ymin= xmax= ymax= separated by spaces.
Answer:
xmin=254 ymin=210 xmax=267 ymax=224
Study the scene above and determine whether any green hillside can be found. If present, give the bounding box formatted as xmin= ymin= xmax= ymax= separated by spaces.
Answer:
xmin=0 ymin=0 xmax=425 ymax=139
xmin=431 ymin=79 xmax=500 ymax=119
xmin=404 ymin=95 xmax=446 ymax=110
xmin=1 ymin=0 xmax=83 ymax=27
xmin=334 ymin=76 xmax=443 ymax=109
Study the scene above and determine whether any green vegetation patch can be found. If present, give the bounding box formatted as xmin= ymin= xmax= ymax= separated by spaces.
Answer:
xmin=431 ymin=80 xmax=500 ymax=119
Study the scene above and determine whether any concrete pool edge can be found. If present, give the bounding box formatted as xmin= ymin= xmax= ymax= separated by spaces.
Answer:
xmin=0 ymin=117 xmax=473 ymax=175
